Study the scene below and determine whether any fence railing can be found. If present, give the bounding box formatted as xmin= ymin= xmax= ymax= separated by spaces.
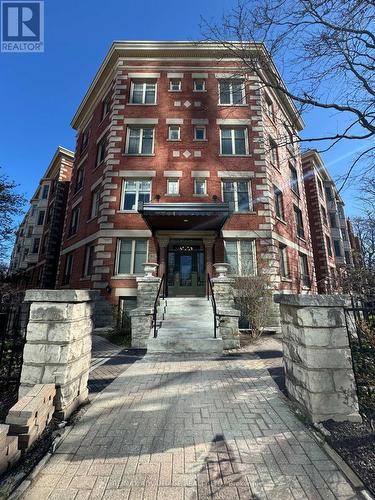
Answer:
xmin=152 ymin=274 xmax=165 ymax=338
xmin=207 ymin=274 xmax=218 ymax=339
xmin=344 ymin=299 xmax=375 ymax=421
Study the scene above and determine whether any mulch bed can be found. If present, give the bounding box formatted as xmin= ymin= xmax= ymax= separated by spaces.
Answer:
xmin=323 ymin=419 xmax=375 ymax=496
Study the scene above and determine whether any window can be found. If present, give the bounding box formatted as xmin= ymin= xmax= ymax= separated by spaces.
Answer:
xmin=83 ymin=245 xmax=95 ymax=277
xmin=167 ymin=179 xmax=179 ymax=196
xmin=41 ymin=185 xmax=49 ymax=199
xmin=125 ymin=127 xmax=154 ymax=155
xmin=325 ymin=186 xmax=333 ymax=201
xmin=75 ymin=164 xmax=84 ymax=192
xmin=130 ymin=80 xmax=156 ymax=104
xmin=223 ymin=180 xmax=252 ymax=212
xmin=37 ymin=210 xmax=45 ymax=226
xmin=117 ymin=239 xmax=148 ymax=275
xmin=122 ymin=180 xmax=151 ymax=210
xmin=329 ymin=212 xmax=337 ymax=228
xmin=225 ymin=240 xmax=256 ymax=276
xmin=31 ymin=205 xmax=37 ymax=217
xmin=219 ymin=80 xmax=245 ymax=105
xmin=299 ymin=253 xmax=310 ymax=287
xmin=334 ymin=240 xmax=342 ymax=257
xmin=27 ymin=226 xmax=33 ymax=238
xmin=62 ymin=253 xmax=74 ymax=285
xmin=326 ymin=235 xmax=333 ymax=257
xmin=273 ymin=186 xmax=284 ymax=220
xmin=80 ymin=127 xmax=90 ymax=154
xmin=194 ymin=126 xmax=206 ymax=141
xmin=317 ymin=178 xmax=323 ymax=197
xmin=32 ymin=238 xmax=40 ymax=254
xmin=69 ymin=205 xmax=80 ymax=236
xmin=90 ymin=188 xmax=100 ymax=219
xmin=194 ymin=179 xmax=206 ymax=196
xmin=285 ymin=126 xmax=294 ymax=153
xmin=169 ymin=79 xmax=181 ymax=91
xmin=294 ymin=206 xmax=305 ymax=239
xmin=321 ymin=206 xmax=328 ymax=225
xmin=345 ymin=251 xmax=352 ymax=265
xmin=341 ymin=227 xmax=348 ymax=241
xmin=265 ymin=94 xmax=274 ymax=120
xmin=96 ymin=137 xmax=106 ymax=166
xmin=168 ymin=125 xmax=180 ymax=141
xmin=119 ymin=297 xmax=137 ymax=333
xmin=290 ymin=164 xmax=300 ymax=196
xmin=194 ymin=80 xmax=205 ymax=91
xmin=102 ymin=95 xmax=111 ymax=120
xmin=279 ymin=244 xmax=289 ymax=278
xmin=269 ymin=137 xmax=279 ymax=167
xmin=220 ymin=128 xmax=247 ymax=155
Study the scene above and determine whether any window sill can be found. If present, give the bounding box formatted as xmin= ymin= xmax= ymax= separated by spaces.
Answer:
xmin=193 ymin=139 xmax=208 ymax=142
xmin=193 ymin=194 xmax=208 ymax=197
xmin=72 ymin=187 xmax=83 ymax=197
xmin=98 ymin=113 xmax=110 ymax=126
xmin=167 ymin=139 xmax=181 ymax=142
xmin=275 ymin=217 xmax=287 ymax=225
xmin=66 ymin=233 xmax=78 ymax=241
xmin=168 ymin=90 xmax=182 ymax=93
xmin=112 ymin=274 xmax=143 ymax=279
xmin=218 ymin=103 xmax=247 ymax=107
xmin=291 ymin=190 xmax=301 ymax=199
xmin=80 ymin=277 xmax=91 ymax=281
xmin=231 ymin=211 xmax=257 ymax=215
xmin=94 ymin=161 xmax=104 ymax=170
xmin=281 ymin=277 xmax=292 ymax=283
xmin=297 ymin=236 xmax=306 ymax=243
xmin=219 ymin=154 xmax=251 ymax=158
xmin=165 ymin=194 xmax=181 ymax=197
xmin=86 ymin=216 xmax=98 ymax=223
xmin=122 ymin=154 xmax=155 ymax=157
xmin=193 ymin=89 xmax=207 ymax=93
xmin=117 ymin=210 xmax=140 ymax=214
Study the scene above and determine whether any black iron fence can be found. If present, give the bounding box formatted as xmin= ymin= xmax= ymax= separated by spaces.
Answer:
xmin=0 ymin=295 xmax=29 ymax=420
xmin=344 ymin=297 xmax=375 ymax=421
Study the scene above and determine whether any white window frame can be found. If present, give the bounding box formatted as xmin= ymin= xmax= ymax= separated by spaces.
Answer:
xmin=218 ymin=79 xmax=246 ymax=105
xmin=63 ymin=252 xmax=74 ymax=285
xmin=102 ymin=94 xmax=111 ymax=120
xmin=224 ymin=239 xmax=257 ymax=276
xmin=83 ymin=244 xmax=95 ymax=278
xmin=130 ymin=80 xmax=157 ymax=105
xmin=41 ymin=184 xmax=49 ymax=199
xmin=121 ymin=179 xmax=152 ymax=211
xmin=269 ymin=136 xmax=279 ymax=167
xmin=96 ymin=137 xmax=106 ymax=166
xmin=194 ymin=179 xmax=207 ymax=196
xmin=168 ymin=125 xmax=180 ymax=141
xmin=219 ymin=127 xmax=249 ymax=156
xmin=115 ymin=239 xmax=149 ymax=276
xmin=273 ymin=185 xmax=284 ymax=220
xmin=264 ymin=94 xmax=274 ymax=121
xmin=194 ymin=126 xmax=206 ymax=141
xmin=221 ymin=179 xmax=253 ymax=212
xmin=69 ymin=205 xmax=80 ymax=236
xmin=299 ymin=253 xmax=311 ymax=287
xmin=193 ymin=80 xmax=206 ymax=92
xmin=169 ymin=79 xmax=182 ymax=92
xmin=125 ymin=127 xmax=155 ymax=155
xmin=167 ymin=178 xmax=179 ymax=196
xmin=90 ymin=188 xmax=100 ymax=219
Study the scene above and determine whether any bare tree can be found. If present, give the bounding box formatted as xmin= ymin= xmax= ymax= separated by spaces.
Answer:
xmin=0 ymin=168 xmax=25 ymax=257
xmin=202 ymin=0 xmax=375 ymax=185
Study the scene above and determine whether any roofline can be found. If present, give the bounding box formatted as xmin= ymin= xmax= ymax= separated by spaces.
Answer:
xmin=71 ymin=40 xmax=304 ymax=130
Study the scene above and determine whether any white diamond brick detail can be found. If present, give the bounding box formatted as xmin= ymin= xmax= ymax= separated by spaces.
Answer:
xmin=183 ymin=150 xmax=191 ymax=158
xmin=184 ymin=100 xmax=191 ymax=108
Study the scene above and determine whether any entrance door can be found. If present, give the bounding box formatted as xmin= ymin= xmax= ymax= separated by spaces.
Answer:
xmin=167 ymin=242 xmax=205 ymax=297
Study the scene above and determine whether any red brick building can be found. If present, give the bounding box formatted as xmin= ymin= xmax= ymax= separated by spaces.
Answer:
xmin=302 ymin=150 xmax=354 ymax=293
xmin=56 ymin=41 xmax=316 ymax=326
xmin=9 ymin=147 xmax=74 ymax=289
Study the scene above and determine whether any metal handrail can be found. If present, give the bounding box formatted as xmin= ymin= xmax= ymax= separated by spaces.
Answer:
xmin=207 ymin=273 xmax=217 ymax=339
xmin=153 ymin=274 xmax=165 ymax=338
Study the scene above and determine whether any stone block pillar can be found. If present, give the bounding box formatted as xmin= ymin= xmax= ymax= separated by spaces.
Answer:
xmin=131 ymin=264 xmax=161 ymax=349
xmin=275 ymin=294 xmax=361 ymax=423
xmin=19 ymin=290 xmax=98 ymax=419
xmin=212 ymin=264 xmax=240 ymax=349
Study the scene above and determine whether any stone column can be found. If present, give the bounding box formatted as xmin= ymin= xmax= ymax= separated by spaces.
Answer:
xmin=130 ymin=263 xmax=161 ymax=349
xmin=19 ymin=289 xmax=98 ymax=419
xmin=157 ymin=238 xmax=169 ymax=279
xmin=211 ymin=263 xmax=240 ymax=349
xmin=275 ymin=294 xmax=361 ymax=423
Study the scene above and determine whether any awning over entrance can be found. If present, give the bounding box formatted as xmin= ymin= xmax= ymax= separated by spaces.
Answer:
xmin=138 ymin=202 xmax=231 ymax=232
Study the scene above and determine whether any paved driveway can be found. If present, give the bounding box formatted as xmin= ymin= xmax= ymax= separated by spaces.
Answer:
xmin=23 ymin=354 xmax=359 ymax=499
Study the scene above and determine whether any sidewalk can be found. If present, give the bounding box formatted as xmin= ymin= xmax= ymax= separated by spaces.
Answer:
xmin=23 ymin=352 xmax=359 ymax=499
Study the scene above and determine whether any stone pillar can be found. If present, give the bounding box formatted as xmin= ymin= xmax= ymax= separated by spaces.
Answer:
xmin=157 ymin=238 xmax=169 ymax=279
xmin=130 ymin=263 xmax=161 ymax=349
xmin=211 ymin=263 xmax=240 ymax=349
xmin=275 ymin=294 xmax=361 ymax=423
xmin=19 ymin=290 xmax=98 ymax=419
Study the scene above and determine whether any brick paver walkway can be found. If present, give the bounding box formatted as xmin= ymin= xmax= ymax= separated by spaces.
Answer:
xmin=24 ymin=354 xmax=359 ymax=499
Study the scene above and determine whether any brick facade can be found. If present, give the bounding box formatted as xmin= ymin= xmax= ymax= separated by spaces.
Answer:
xmin=53 ymin=42 xmax=317 ymax=327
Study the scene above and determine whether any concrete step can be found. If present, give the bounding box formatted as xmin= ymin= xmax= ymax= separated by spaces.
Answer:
xmin=147 ymin=337 xmax=223 ymax=354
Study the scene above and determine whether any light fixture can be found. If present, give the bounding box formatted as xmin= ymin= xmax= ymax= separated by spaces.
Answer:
xmin=183 ymin=219 xmax=189 ymax=222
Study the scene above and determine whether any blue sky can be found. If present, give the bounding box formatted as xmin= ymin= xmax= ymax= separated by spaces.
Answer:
xmin=0 ymin=0 xmax=366 ymax=228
